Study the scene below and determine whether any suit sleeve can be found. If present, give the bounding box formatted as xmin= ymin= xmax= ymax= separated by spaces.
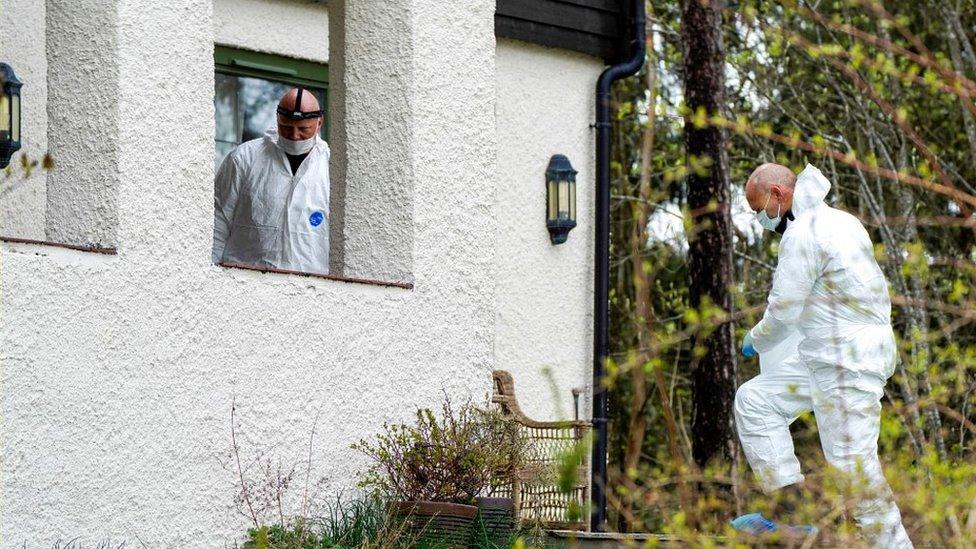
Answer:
xmin=751 ymin=229 xmax=823 ymax=353
xmin=213 ymin=153 xmax=242 ymax=264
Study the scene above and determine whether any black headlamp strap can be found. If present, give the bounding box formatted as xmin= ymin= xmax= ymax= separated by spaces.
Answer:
xmin=294 ymin=87 xmax=304 ymax=118
xmin=277 ymin=87 xmax=324 ymax=120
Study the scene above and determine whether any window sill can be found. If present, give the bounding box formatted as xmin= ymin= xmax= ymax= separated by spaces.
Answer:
xmin=0 ymin=235 xmax=117 ymax=255
xmin=219 ymin=262 xmax=413 ymax=290
xmin=0 ymin=240 xmax=413 ymax=290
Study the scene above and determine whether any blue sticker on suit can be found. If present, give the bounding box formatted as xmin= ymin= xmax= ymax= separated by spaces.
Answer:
xmin=309 ymin=211 xmax=324 ymax=227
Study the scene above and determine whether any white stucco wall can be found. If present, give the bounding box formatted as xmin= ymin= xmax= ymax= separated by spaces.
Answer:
xmin=45 ymin=0 xmax=120 ymax=248
xmin=2 ymin=0 xmax=496 ymax=545
xmin=1 ymin=1 xmax=601 ymax=546
xmin=0 ymin=0 xmax=47 ymax=239
xmin=494 ymin=39 xmax=602 ymax=422
xmin=214 ymin=0 xmax=329 ymax=63
xmin=327 ymin=0 xmax=415 ymax=282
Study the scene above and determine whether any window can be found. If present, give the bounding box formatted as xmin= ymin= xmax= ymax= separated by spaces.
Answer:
xmin=213 ymin=46 xmax=329 ymax=169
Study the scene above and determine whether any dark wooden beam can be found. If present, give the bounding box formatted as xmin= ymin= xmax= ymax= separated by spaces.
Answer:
xmin=495 ymin=17 xmax=617 ymax=60
xmin=495 ymin=0 xmax=627 ymax=62
xmin=497 ymin=0 xmax=620 ymax=37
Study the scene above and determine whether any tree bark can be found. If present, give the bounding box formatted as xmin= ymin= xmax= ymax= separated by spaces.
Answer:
xmin=681 ymin=0 xmax=738 ymax=468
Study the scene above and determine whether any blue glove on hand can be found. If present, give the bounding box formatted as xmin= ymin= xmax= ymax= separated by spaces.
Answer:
xmin=741 ymin=331 xmax=757 ymax=358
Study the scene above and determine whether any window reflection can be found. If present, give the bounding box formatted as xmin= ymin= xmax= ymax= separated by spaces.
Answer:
xmin=214 ymin=73 xmax=326 ymax=169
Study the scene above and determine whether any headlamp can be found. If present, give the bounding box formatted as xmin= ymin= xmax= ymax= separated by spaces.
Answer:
xmin=276 ymin=87 xmax=323 ymax=120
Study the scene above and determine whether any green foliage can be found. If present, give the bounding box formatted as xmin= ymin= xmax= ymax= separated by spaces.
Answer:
xmin=2 ymin=152 xmax=54 ymax=199
xmin=352 ymin=399 xmax=527 ymax=505
xmin=238 ymin=494 xmax=540 ymax=549
xmin=241 ymin=496 xmax=389 ymax=549
xmin=604 ymin=0 xmax=976 ymax=545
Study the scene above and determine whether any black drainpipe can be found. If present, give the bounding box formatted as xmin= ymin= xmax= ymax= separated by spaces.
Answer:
xmin=591 ymin=0 xmax=645 ymax=532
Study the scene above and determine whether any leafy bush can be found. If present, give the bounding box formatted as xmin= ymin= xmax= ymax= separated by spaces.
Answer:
xmin=229 ymin=400 xmax=533 ymax=548
xmin=317 ymin=495 xmax=388 ymax=547
xmin=239 ymin=494 xmax=423 ymax=549
xmin=239 ymin=494 xmax=533 ymax=549
xmin=352 ymin=398 xmax=527 ymax=504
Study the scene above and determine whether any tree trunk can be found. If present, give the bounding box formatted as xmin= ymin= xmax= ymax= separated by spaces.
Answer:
xmin=681 ymin=0 xmax=738 ymax=468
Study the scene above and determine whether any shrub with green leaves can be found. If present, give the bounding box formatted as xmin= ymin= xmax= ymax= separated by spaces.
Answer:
xmin=352 ymin=399 xmax=527 ymax=504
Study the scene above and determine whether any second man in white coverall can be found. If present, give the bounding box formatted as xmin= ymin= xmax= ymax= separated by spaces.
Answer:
xmin=732 ymin=163 xmax=912 ymax=548
xmin=213 ymin=88 xmax=331 ymax=275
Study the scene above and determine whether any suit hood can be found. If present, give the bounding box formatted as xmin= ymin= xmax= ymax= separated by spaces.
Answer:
xmin=792 ymin=163 xmax=830 ymax=215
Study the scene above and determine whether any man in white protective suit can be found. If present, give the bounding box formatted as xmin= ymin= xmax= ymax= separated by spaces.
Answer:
xmin=213 ymin=87 xmax=331 ymax=274
xmin=730 ymin=163 xmax=912 ymax=548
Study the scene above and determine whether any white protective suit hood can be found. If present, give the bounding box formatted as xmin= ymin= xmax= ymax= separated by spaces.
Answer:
xmin=790 ymin=164 xmax=831 ymax=217
xmin=212 ymin=129 xmax=332 ymax=274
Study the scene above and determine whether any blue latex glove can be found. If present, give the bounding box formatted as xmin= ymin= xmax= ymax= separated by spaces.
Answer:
xmin=741 ymin=330 xmax=757 ymax=358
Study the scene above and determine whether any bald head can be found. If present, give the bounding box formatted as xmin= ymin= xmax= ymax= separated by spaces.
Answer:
xmin=745 ymin=162 xmax=795 ymax=215
xmin=278 ymin=88 xmax=322 ymax=114
xmin=276 ymin=88 xmax=323 ymax=142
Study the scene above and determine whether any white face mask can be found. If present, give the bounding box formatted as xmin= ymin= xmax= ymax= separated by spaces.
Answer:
xmin=278 ymin=135 xmax=315 ymax=155
xmin=755 ymin=193 xmax=781 ymax=232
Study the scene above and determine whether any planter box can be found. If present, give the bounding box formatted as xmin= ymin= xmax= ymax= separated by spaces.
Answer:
xmin=391 ymin=500 xmax=478 ymax=548
xmin=476 ymin=496 xmax=516 ymax=546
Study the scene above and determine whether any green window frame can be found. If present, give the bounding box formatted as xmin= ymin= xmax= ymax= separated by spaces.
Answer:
xmin=215 ymin=45 xmax=329 ymax=92
xmin=214 ymin=45 xmax=330 ymax=150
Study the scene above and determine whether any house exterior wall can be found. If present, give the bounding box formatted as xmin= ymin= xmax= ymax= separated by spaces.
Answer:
xmin=327 ymin=0 xmax=415 ymax=282
xmin=0 ymin=0 xmax=47 ymax=240
xmin=214 ymin=0 xmax=330 ymax=63
xmin=494 ymin=38 xmax=601 ymax=423
xmin=44 ymin=0 xmax=121 ymax=249
xmin=0 ymin=0 xmax=600 ymax=545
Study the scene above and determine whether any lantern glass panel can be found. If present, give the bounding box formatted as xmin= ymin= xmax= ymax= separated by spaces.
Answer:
xmin=0 ymin=94 xmax=8 ymax=140
xmin=569 ymin=180 xmax=576 ymax=221
xmin=11 ymin=94 xmax=19 ymax=142
xmin=547 ymin=180 xmax=557 ymax=221
xmin=558 ymin=180 xmax=570 ymax=218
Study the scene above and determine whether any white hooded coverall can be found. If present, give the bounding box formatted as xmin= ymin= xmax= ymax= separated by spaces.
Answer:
xmin=734 ymin=164 xmax=912 ymax=548
xmin=213 ymin=129 xmax=331 ymax=275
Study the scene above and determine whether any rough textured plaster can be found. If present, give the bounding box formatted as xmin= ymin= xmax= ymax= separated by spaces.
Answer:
xmin=0 ymin=0 xmax=47 ymax=239
xmin=44 ymin=0 xmax=120 ymax=248
xmin=2 ymin=2 xmax=598 ymax=545
xmin=114 ymin=0 xmax=214 ymax=266
xmin=328 ymin=0 xmax=415 ymax=282
xmin=1 ymin=0 xmax=499 ymax=545
xmin=494 ymin=39 xmax=602 ymax=423
xmin=214 ymin=0 xmax=329 ymax=63
xmin=326 ymin=0 xmax=348 ymax=274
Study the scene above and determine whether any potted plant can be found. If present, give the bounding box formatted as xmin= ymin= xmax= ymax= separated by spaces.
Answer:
xmin=353 ymin=398 xmax=527 ymax=548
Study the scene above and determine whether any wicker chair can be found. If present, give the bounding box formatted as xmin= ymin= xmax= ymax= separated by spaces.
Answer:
xmin=490 ymin=370 xmax=591 ymax=531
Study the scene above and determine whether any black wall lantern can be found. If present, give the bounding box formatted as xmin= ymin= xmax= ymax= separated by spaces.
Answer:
xmin=0 ymin=63 xmax=23 ymax=169
xmin=546 ymin=154 xmax=577 ymax=244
